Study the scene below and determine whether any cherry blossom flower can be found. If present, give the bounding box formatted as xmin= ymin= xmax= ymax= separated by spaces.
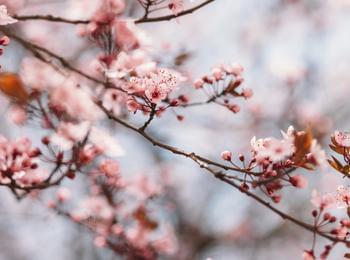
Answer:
xmin=290 ymin=175 xmax=308 ymax=188
xmin=223 ymin=62 xmax=244 ymax=76
xmin=251 ymin=136 xmax=295 ymax=163
xmin=334 ymin=131 xmax=350 ymax=148
xmin=72 ymin=196 xmax=115 ymax=221
xmin=168 ymin=0 xmax=184 ymax=16
xmin=50 ymin=82 xmax=103 ymax=121
xmin=126 ymin=175 xmax=162 ymax=200
xmin=242 ymin=88 xmax=253 ymax=99
xmin=335 ymin=185 xmax=350 ymax=209
xmin=105 ymin=51 xmax=155 ymax=79
xmin=16 ymin=168 xmax=48 ymax=187
xmin=8 ymin=105 xmax=27 ymax=125
xmin=56 ymin=187 xmax=71 ymax=203
xmin=128 ymin=69 xmax=178 ymax=103
xmin=114 ymin=20 xmax=139 ymax=51
xmin=50 ymin=121 xmax=90 ymax=150
xmin=302 ymin=250 xmax=315 ymax=260
xmin=311 ymin=190 xmax=335 ymax=210
xmin=280 ymin=125 xmax=295 ymax=140
xmin=194 ymin=79 xmax=204 ymax=89
xmin=20 ymin=58 xmax=65 ymax=92
xmin=0 ymin=136 xmax=42 ymax=185
xmin=89 ymin=127 xmax=125 ymax=157
xmin=99 ymin=160 xmax=120 ymax=178
xmin=308 ymin=140 xmax=327 ymax=167
xmin=221 ymin=151 xmax=232 ymax=161
xmin=0 ymin=5 xmax=17 ymax=25
xmin=102 ymin=89 xmax=127 ymax=116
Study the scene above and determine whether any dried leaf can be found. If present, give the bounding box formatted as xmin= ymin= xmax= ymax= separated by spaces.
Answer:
xmin=329 ymin=144 xmax=344 ymax=155
xmin=133 ymin=207 xmax=158 ymax=230
xmin=293 ymin=128 xmax=313 ymax=165
xmin=174 ymin=52 xmax=191 ymax=66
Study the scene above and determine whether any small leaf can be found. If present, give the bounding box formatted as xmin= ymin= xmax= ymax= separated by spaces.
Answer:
xmin=329 ymin=144 xmax=344 ymax=155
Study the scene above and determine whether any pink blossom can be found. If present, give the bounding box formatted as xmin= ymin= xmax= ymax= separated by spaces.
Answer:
xmin=194 ymin=78 xmax=204 ymax=89
xmin=168 ymin=0 xmax=184 ymax=16
xmin=290 ymin=175 xmax=308 ymax=188
xmin=302 ymin=250 xmax=315 ymax=260
xmin=280 ymin=125 xmax=295 ymax=140
xmin=126 ymin=96 xmax=141 ymax=113
xmin=221 ymin=151 xmax=232 ymax=161
xmin=223 ymin=62 xmax=244 ymax=76
xmin=0 ymin=136 xmax=42 ymax=185
xmin=251 ymin=136 xmax=295 ymax=163
xmin=126 ymin=175 xmax=162 ymax=200
xmin=72 ymin=196 xmax=115 ymax=221
xmin=336 ymin=225 xmax=348 ymax=240
xmin=99 ymin=160 xmax=120 ymax=177
xmin=16 ymin=168 xmax=48 ymax=187
xmin=50 ymin=82 xmax=103 ymax=121
xmin=311 ymin=190 xmax=335 ymax=210
xmin=242 ymin=88 xmax=253 ymax=99
xmin=20 ymin=58 xmax=65 ymax=92
xmin=336 ymin=185 xmax=350 ymax=209
xmin=56 ymin=187 xmax=71 ymax=203
xmin=8 ymin=105 xmax=27 ymax=125
xmin=0 ymin=5 xmax=17 ymax=25
xmin=114 ymin=20 xmax=139 ymax=51
xmin=94 ymin=236 xmax=106 ymax=248
xmin=105 ymin=51 xmax=153 ymax=79
xmin=334 ymin=131 xmax=350 ymax=147
xmin=309 ymin=140 xmax=327 ymax=167
xmin=102 ymin=89 xmax=127 ymax=116
xmin=50 ymin=121 xmax=90 ymax=150
xmin=129 ymin=69 xmax=178 ymax=103
xmin=211 ymin=67 xmax=224 ymax=81
xmin=89 ymin=127 xmax=125 ymax=157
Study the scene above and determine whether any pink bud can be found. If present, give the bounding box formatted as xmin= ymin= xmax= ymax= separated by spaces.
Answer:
xmin=194 ymin=79 xmax=204 ymax=89
xmin=56 ymin=187 xmax=71 ymax=203
xmin=242 ymin=88 xmax=253 ymax=99
xmin=0 ymin=36 xmax=10 ymax=46
xmin=221 ymin=151 xmax=232 ymax=161
xmin=212 ymin=67 xmax=224 ymax=81
xmin=94 ymin=236 xmax=106 ymax=248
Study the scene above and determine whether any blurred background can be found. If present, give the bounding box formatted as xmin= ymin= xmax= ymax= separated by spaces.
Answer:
xmin=1 ymin=0 xmax=350 ymax=259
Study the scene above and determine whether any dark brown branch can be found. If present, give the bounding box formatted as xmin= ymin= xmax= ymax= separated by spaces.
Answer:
xmin=135 ymin=0 xmax=215 ymax=24
xmin=13 ymin=0 xmax=215 ymax=25
xmin=97 ymin=104 xmax=349 ymax=245
xmin=13 ymin=14 xmax=90 ymax=24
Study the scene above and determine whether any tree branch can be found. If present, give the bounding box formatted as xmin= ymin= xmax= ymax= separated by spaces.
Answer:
xmin=97 ymin=103 xmax=349 ymax=245
xmin=13 ymin=0 xmax=215 ymax=25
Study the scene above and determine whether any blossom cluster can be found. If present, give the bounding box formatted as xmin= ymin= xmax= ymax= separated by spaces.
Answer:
xmin=221 ymin=126 xmax=326 ymax=203
xmin=0 ymin=5 xmax=17 ymax=68
xmin=194 ymin=63 xmax=253 ymax=113
xmin=0 ymin=135 xmax=46 ymax=187
xmin=48 ymin=160 xmax=177 ymax=259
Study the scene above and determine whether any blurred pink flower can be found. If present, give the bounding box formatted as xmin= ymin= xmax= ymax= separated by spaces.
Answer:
xmin=336 ymin=185 xmax=350 ymax=209
xmin=334 ymin=131 xmax=350 ymax=148
xmin=50 ymin=82 xmax=103 ymax=121
xmin=50 ymin=121 xmax=90 ymax=150
xmin=8 ymin=105 xmax=27 ymax=125
xmin=0 ymin=136 xmax=42 ymax=185
xmin=168 ymin=0 xmax=184 ymax=16
xmin=251 ymin=136 xmax=295 ymax=163
xmin=90 ymin=127 xmax=125 ymax=157
xmin=0 ymin=5 xmax=17 ymax=25
xmin=311 ymin=190 xmax=335 ymax=210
